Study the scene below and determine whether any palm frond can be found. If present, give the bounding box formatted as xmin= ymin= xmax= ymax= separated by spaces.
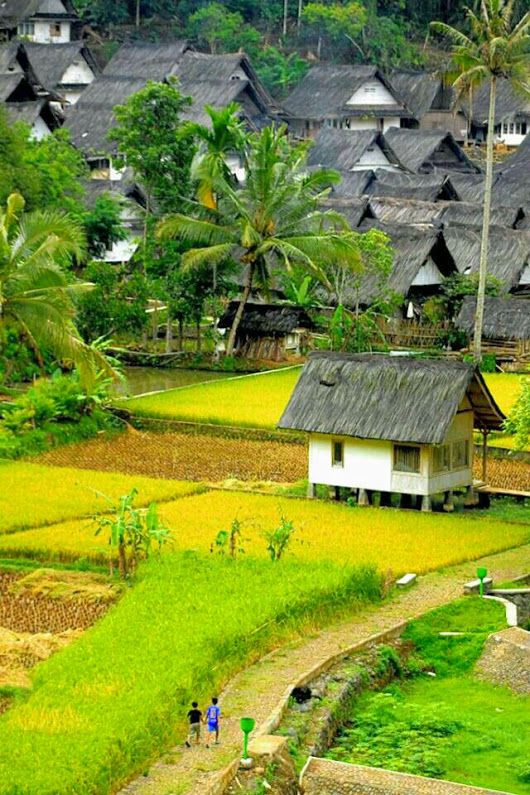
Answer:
xmin=156 ymin=214 xmax=235 ymax=246
xmin=181 ymin=244 xmax=234 ymax=271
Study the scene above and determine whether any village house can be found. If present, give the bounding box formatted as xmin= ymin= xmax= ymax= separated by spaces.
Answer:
xmin=24 ymin=41 xmax=98 ymax=105
xmin=390 ymin=69 xmax=468 ymax=142
xmin=217 ymin=302 xmax=314 ymax=360
xmin=383 ymin=128 xmax=479 ymax=174
xmin=0 ymin=71 xmax=60 ymax=137
xmin=278 ymin=353 xmax=504 ymax=511
xmin=307 ymin=128 xmax=402 ymax=172
xmin=456 ymin=296 xmax=530 ymax=362
xmin=84 ymin=176 xmax=145 ymax=266
xmin=284 ymin=64 xmax=416 ymax=139
xmin=0 ymin=0 xmax=78 ymax=44
xmin=469 ymin=79 xmax=530 ymax=147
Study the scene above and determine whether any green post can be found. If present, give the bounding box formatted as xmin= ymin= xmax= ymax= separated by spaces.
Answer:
xmin=477 ymin=566 xmax=488 ymax=597
xmin=240 ymin=717 xmax=255 ymax=760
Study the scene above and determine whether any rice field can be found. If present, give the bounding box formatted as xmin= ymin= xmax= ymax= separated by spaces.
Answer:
xmin=120 ymin=366 xmax=302 ymax=428
xmin=0 ymin=553 xmax=380 ymax=794
xmin=2 ymin=490 xmax=528 ymax=574
xmin=0 ymin=462 xmax=205 ymax=534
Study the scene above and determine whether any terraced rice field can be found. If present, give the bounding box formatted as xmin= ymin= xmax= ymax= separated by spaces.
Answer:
xmin=0 ymin=462 xmax=205 ymax=534
xmin=1 ymin=490 xmax=528 ymax=574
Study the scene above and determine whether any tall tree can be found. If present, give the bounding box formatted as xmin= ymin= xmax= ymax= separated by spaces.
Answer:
xmin=431 ymin=1 xmax=530 ymax=363
xmin=157 ymin=125 xmax=368 ymax=356
xmin=0 ymin=193 xmax=106 ymax=384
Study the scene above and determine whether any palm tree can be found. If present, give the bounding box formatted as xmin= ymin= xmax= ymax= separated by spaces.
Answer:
xmin=185 ymin=103 xmax=248 ymax=212
xmin=431 ymin=1 xmax=530 ymax=363
xmin=158 ymin=125 xmax=362 ymax=356
xmin=0 ymin=193 xmax=107 ymax=384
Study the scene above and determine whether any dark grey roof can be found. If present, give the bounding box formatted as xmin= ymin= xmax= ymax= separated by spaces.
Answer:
xmin=470 ymin=79 xmax=530 ymax=126
xmin=439 ymin=201 xmax=522 ymax=229
xmin=24 ymin=42 xmax=97 ymax=92
xmin=330 ymin=170 xmax=376 ymax=198
xmin=494 ymin=135 xmax=530 ymax=207
xmin=389 ymin=70 xmax=442 ymax=118
xmin=285 ymin=64 xmax=411 ymax=121
xmin=218 ymin=302 xmax=314 ymax=335
xmin=278 ymin=352 xmax=504 ymax=440
xmin=368 ymin=170 xmax=456 ymax=202
xmin=368 ymin=196 xmax=444 ymax=226
xmin=456 ymin=296 xmax=530 ymax=341
xmin=384 ymin=128 xmax=479 ymax=174
xmin=321 ymin=196 xmax=370 ymax=228
xmin=443 ymin=226 xmax=530 ymax=289
xmin=4 ymin=97 xmax=58 ymax=129
xmin=307 ymin=128 xmax=400 ymax=171
xmin=448 ymin=173 xmax=489 ymax=203
xmin=0 ymin=42 xmax=22 ymax=73
xmin=0 ymin=73 xmax=25 ymax=101
xmin=0 ymin=0 xmax=77 ymax=24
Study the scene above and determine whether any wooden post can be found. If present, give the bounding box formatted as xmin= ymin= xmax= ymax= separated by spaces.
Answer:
xmin=421 ymin=494 xmax=432 ymax=512
xmin=333 ymin=485 xmax=341 ymax=501
xmin=443 ymin=490 xmax=455 ymax=513
xmin=307 ymin=482 xmax=316 ymax=499
xmin=358 ymin=489 xmax=370 ymax=507
xmin=379 ymin=491 xmax=392 ymax=508
xmin=482 ymin=429 xmax=489 ymax=483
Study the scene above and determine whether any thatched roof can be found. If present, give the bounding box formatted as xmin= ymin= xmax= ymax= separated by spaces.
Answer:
xmin=218 ymin=302 xmax=314 ymax=335
xmin=439 ymin=201 xmax=522 ymax=229
xmin=469 ymin=79 xmax=530 ymax=126
xmin=456 ymin=296 xmax=530 ymax=341
xmin=389 ymin=70 xmax=444 ymax=118
xmin=285 ymin=64 xmax=412 ymax=121
xmin=443 ymin=226 xmax=530 ymax=289
xmin=0 ymin=0 xmax=77 ymax=24
xmin=307 ymin=128 xmax=400 ymax=171
xmin=4 ymin=97 xmax=59 ymax=130
xmin=494 ymin=135 xmax=530 ymax=207
xmin=0 ymin=42 xmax=22 ymax=73
xmin=368 ymin=170 xmax=457 ymax=202
xmin=24 ymin=42 xmax=98 ymax=92
xmin=330 ymin=170 xmax=376 ymax=198
xmin=278 ymin=352 xmax=504 ymax=440
xmin=384 ymin=128 xmax=479 ymax=174
xmin=368 ymin=196 xmax=443 ymax=226
xmin=321 ymin=196 xmax=370 ymax=228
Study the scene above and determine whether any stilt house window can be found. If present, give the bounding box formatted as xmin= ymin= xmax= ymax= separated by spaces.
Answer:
xmin=331 ymin=439 xmax=344 ymax=467
xmin=432 ymin=444 xmax=451 ymax=473
xmin=452 ymin=440 xmax=469 ymax=469
xmin=393 ymin=445 xmax=420 ymax=473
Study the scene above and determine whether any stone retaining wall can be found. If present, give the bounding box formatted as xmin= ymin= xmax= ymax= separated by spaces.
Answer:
xmin=475 ymin=626 xmax=530 ymax=694
xmin=300 ymin=759 xmax=512 ymax=794
xmin=490 ymin=589 xmax=530 ymax=626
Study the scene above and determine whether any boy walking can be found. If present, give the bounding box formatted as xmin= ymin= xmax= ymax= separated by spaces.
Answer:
xmin=205 ymin=697 xmax=221 ymax=747
xmin=185 ymin=701 xmax=202 ymax=747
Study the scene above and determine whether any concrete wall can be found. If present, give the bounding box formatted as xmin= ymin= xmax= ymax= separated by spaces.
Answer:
xmin=27 ymin=20 xmax=71 ymax=43
xmin=301 ymin=759 xmax=512 ymax=794
xmin=352 ymin=145 xmax=397 ymax=171
xmin=490 ymin=589 xmax=530 ymax=626
xmin=61 ymin=58 xmax=95 ymax=90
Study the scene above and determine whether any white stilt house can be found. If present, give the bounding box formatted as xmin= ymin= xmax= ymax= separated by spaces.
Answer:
xmin=278 ymin=353 xmax=505 ymax=510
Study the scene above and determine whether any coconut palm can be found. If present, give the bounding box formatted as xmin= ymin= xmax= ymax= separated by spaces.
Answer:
xmin=431 ymin=0 xmax=530 ymax=362
xmin=158 ymin=125 xmax=363 ymax=356
xmin=0 ymin=193 xmax=107 ymax=384
xmin=185 ymin=102 xmax=248 ymax=211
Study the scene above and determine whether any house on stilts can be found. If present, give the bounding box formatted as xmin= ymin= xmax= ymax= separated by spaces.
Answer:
xmin=278 ymin=353 xmax=504 ymax=511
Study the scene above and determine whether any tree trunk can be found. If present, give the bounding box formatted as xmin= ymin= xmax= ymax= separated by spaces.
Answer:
xmin=118 ymin=541 xmax=127 ymax=579
xmin=283 ymin=0 xmax=288 ymax=35
xmin=135 ymin=0 xmax=140 ymax=28
xmin=196 ymin=320 xmax=201 ymax=353
xmin=297 ymin=0 xmax=303 ymax=28
xmin=472 ymin=75 xmax=496 ymax=365
xmin=226 ymin=262 xmax=255 ymax=356
xmin=178 ymin=318 xmax=183 ymax=351
xmin=166 ymin=317 xmax=173 ymax=353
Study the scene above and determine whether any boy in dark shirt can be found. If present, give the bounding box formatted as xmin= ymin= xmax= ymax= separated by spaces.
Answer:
xmin=185 ymin=701 xmax=202 ymax=747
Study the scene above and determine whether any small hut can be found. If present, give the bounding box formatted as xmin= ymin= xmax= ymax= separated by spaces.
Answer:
xmin=278 ymin=353 xmax=504 ymax=510
xmin=456 ymin=296 xmax=530 ymax=361
xmin=218 ymin=302 xmax=314 ymax=360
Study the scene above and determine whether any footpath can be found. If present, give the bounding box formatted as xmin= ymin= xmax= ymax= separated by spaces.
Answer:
xmin=119 ymin=542 xmax=530 ymax=795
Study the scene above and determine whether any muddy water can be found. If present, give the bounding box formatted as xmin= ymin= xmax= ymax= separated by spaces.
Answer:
xmin=114 ymin=367 xmax=233 ymax=396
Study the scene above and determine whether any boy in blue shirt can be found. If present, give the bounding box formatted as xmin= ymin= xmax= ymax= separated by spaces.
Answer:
xmin=205 ymin=697 xmax=221 ymax=746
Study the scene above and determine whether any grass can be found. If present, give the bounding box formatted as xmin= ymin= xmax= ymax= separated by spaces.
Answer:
xmin=0 ymin=462 xmax=205 ymax=535
xmin=120 ymin=366 xmax=302 ymax=428
xmin=482 ymin=373 xmax=527 ymax=451
xmin=328 ymin=598 xmax=530 ymax=794
xmin=0 ymin=552 xmax=381 ymax=795
xmin=1 ymin=490 xmax=528 ymax=572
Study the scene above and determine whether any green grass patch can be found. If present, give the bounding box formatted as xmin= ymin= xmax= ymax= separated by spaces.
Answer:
xmin=328 ymin=598 xmax=530 ymax=793
xmin=120 ymin=367 xmax=302 ymax=429
xmin=0 ymin=462 xmax=206 ymax=534
xmin=0 ymin=553 xmax=381 ymax=794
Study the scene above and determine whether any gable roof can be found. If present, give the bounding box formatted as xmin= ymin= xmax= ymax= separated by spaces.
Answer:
xmin=389 ymin=70 xmax=443 ymax=119
xmin=218 ymin=302 xmax=314 ymax=335
xmin=384 ymin=128 xmax=479 ymax=174
xmin=368 ymin=170 xmax=457 ymax=202
xmin=456 ymin=295 xmax=530 ymax=341
xmin=330 ymin=169 xmax=376 ymax=198
xmin=307 ymin=128 xmax=400 ymax=171
xmin=443 ymin=226 xmax=530 ymax=289
xmin=285 ymin=64 xmax=411 ymax=121
xmin=24 ymin=42 xmax=98 ymax=92
xmin=0 ymin=0 xmax=77 ymax=24
xmin=469 ymin=79 xmax=530 ymax=126
xmin=321 ymin=196 xmax=370 ymax=228
xmin=278 ymin=352 xmax=504 ymax=441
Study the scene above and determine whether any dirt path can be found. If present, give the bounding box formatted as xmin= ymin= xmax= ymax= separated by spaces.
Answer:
xmin=118 ymin=542 xmax=530 ymax=795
